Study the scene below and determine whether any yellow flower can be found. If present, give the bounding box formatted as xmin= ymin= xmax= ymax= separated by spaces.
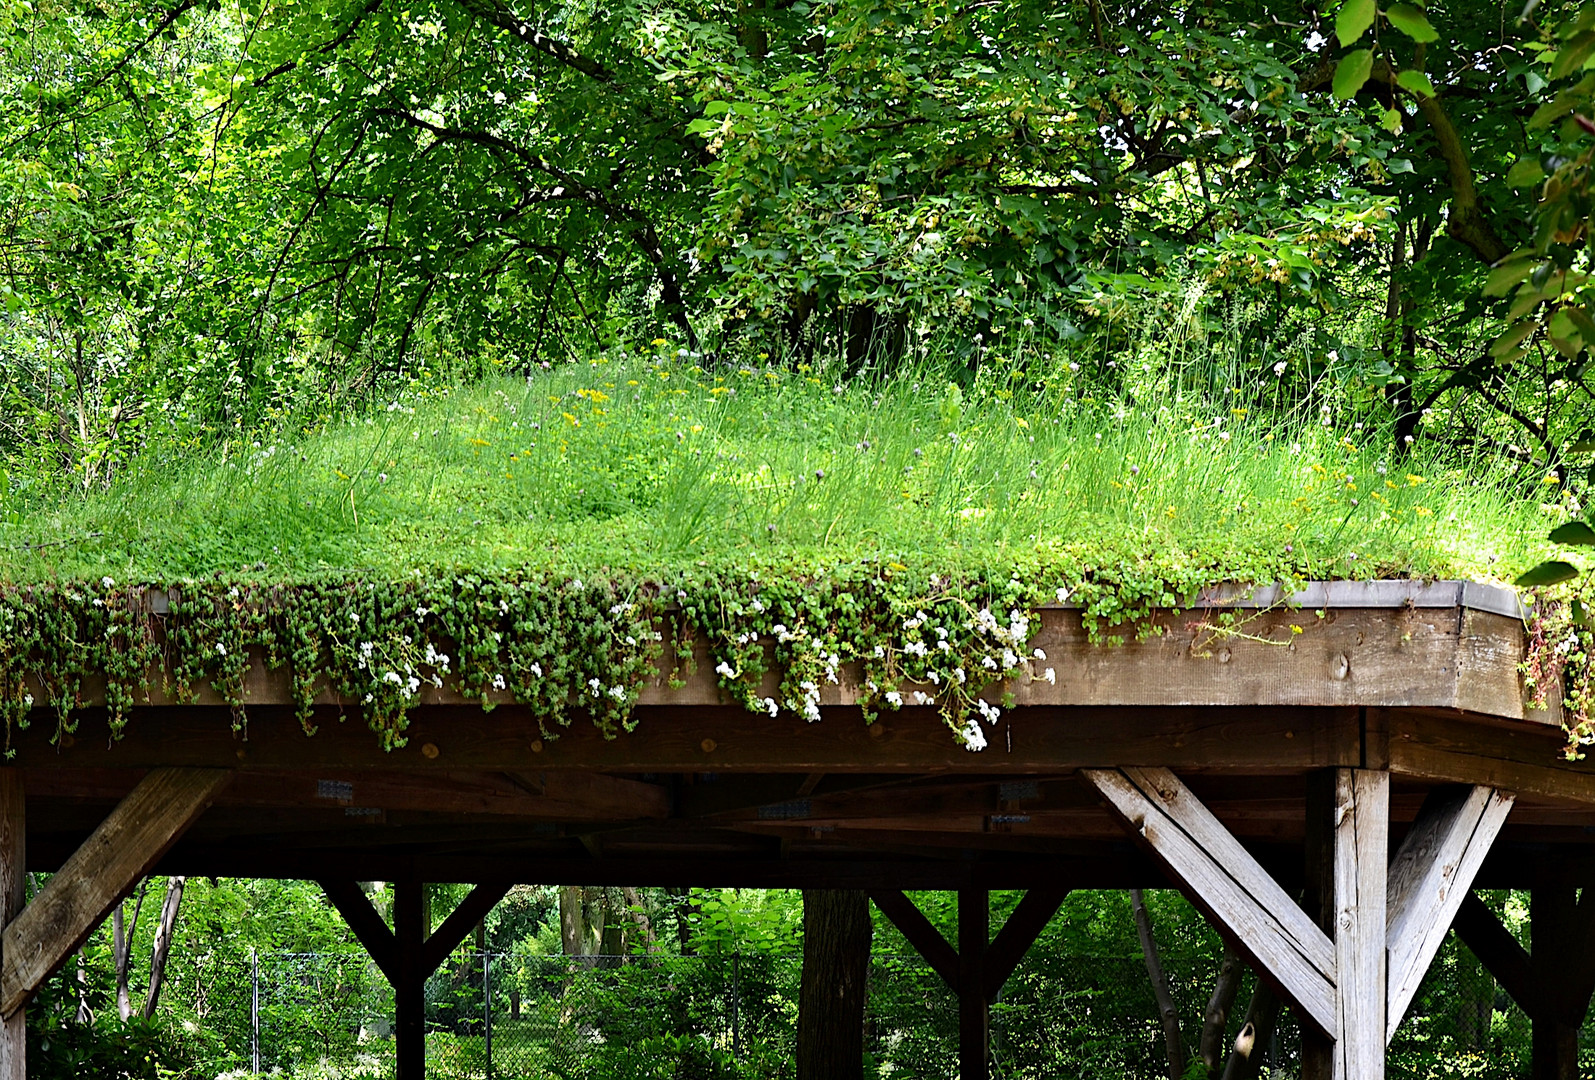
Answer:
xmin=1543 ymin=474 xmax=1561 ymax=486
xmin=1406 ymin=474 xmax=1425 ymax=486
xmin=651 ymin=338 xmax=668 ymax=346
xmin=1415 ymin=506 xmax=1432 ymax=516
xmin=562 ymin=412 xmax=579 ymax=426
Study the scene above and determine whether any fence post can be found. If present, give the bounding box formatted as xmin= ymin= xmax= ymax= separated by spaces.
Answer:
xmin=732 ymin=950 xmax=742 ymax=1057
xmin=483 ymin=952 xmax=492 ymax=1079
xmin=250 ymin=947 xmax=260 ymax=1075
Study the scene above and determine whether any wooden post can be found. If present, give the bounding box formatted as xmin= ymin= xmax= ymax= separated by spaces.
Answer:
xmin=958 ymin=889 xmax=988 ymax=1080
xmin=0 ymin=771 xmax=22 ymax=1080
xmin=1531 ymin=882 xmax=1583 ymax=1080
xmin=1303 ymin=769 xmax=1388 ymax=1080
xmin=394 ymin=880 xmax=426 ymax=1080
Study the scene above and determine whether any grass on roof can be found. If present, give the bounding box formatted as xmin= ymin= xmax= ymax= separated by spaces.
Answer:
xmin=0 ymin=353 xmax=1560 ymax=587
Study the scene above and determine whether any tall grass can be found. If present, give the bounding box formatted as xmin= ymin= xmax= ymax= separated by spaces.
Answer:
xmin=0 ymin=348 xmax=1559 ymax=583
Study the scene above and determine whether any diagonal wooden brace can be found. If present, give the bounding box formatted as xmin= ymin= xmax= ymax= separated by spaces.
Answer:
xmin=1385 ymin=785 xmax=1513 ymax=1042
xmin=0 ymin=767 xmax=232 ymax=1017
xmin=1083 ymin=766 xmax=1340 ymax=1037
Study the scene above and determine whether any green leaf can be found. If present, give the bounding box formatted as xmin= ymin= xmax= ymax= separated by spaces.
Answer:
xmin=702 ymin=100 xmax=730 ymax=117
xmin=1379 ymin=106 xmax=1403 ymax=132
xmin=1483 ymin=255 xmax=1535 ymax=297
xmin=1550 ymin=521 xmax=1595 ymax=545
xmin=1515 ymin=560 xmax=1581 ymax=587
xmin=1551 ymin=30 xmax=1595 ymax=79
xmin=1506 ymin=158 xmax=1546 ymax=187
xmin=1385 ymin=3 xmax=1440 ymax=43
xmin=1395 ymin=69 xmax=1436 ymax=98
xmin=1490 ymin=319 xmax=1539 ymax=356
xmin=1336 ymin=0 xmax=1377 ymax=46
xmin=1333 ymin=50 xmax=1375 ymax=100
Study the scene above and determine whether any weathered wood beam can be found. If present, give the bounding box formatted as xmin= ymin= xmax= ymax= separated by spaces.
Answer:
xmin=983 ymin=883 xmax=1069 ymax=1000
xmin=1081 ymin=767 xmax=1338 ymax=1037
xmin=317 ymin=881 xmax=398 ymax=984
xmin=12 ymin=703 xmax=1364 ymax=774
xmin=0 ymin=767 xmax=230 ymax=1017
xmin=421 ymin=882 xmax=510 ymax=974
xmin=0 ymin=771 xmax=23 ymax=1080
xmin=868 ymin=890 xmax=958 ymax=989
xmin=1324 ymin=769 xmax=1388 ymax=1080
xmin=1381 ymin=710 xmax=1595 ymax=804
xmin=1451 ymin=892 xmax=1533 ymax=1011
xmin=1385 ymin=786 xmax=1513 ymax=1041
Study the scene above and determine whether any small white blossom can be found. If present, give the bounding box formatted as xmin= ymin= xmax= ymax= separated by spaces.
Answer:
xmin=884 ymin=691 xmax=903 ymax=707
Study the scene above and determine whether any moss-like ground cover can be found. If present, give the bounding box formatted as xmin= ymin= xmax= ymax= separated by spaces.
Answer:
xmin=0 ymin=355 xmax=1565 ymax=751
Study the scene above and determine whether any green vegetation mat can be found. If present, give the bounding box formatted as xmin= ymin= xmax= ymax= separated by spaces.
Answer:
xmin=0 ymin=356 xmax=1561 ymax=752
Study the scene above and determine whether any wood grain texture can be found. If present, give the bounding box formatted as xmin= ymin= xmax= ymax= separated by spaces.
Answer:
xmin=0 ymin=767 xmax=230 ymax=1016
xmin=1081 ymin=767 xmax=1337 ymax=1036
xmin=869 ymin=891 xmax=958 ymax=990
xmin=0 ymin=771 xmax=23 ymax=1080
xmin=1383 ymin=711 xmax=1595 ymax=803
xmin=1385 ymin=786 xmax=1513 ymax=1042
xmin=1330 ymin=768 xmax=1387 ymax=1080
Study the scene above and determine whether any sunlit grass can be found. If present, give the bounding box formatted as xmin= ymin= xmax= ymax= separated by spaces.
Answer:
xmin=0 ymin=353 xmax=1561 ymax=584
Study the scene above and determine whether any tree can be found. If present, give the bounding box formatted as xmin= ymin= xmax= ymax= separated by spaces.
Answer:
xmin=796 ymin=889 xmax=871 ymax=1080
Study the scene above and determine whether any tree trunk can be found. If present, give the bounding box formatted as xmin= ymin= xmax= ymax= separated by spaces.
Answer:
xmin=1131 ymin=888 xmax=1186 ymax=1080
xmin=599 ymin=890 xmax=625 ymax=966
xmin=1201 ymin=947 xmax=1244 ymax=1070
xmin=559 ymin=885 xmax=585 ymax=958
xmin=74 ymin=951 xmax=93 ymax=1025
xmin=143 ymin=876 xmax=186 ymax=1020
xmin=797 ymin=889 xmax=872 ymax=1080
xmin=621 ymin=887 xmax=658 ymax=953
xmin=113 ymin=879 xmax=149 ymax=1022
xmin=1221 ymin=983 xmax=1281 ymax=1080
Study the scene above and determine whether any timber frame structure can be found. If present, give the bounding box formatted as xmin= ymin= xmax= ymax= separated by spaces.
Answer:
xmin=2 ymin=579 xmax=1593 ymax=1079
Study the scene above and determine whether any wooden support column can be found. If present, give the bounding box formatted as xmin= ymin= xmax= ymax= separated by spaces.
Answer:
xmin=870 ymin=885 xmax=1068 ymax=1080
xmin=1302 ymin=769 xmax=1388 ymax=1080
xmin=0 ymin=767 xmax=230 ymax=1018
xmin=0 ymin=771 xmax=22 ymax=1080
xmin=394 ymin=880 xmax=426 ymax=1080
xmin=958 ymin=889 xmax=988 ymax=1080
xmin=319 ymin=879 xmax=511 ymax=1080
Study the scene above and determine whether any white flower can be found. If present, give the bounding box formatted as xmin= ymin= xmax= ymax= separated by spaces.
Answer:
xmin=927 ymin=671 xmax=940 ymax=685
xmin=529 ymin=662 xmax=543 ymax=678
xmin=715 ymin=661 xmax=737 ymax=679
xmin=609 ymin=685 xmax=627 ymax=702
xmin=1042 ymin=668 xmax=1056 ymax=685
xmin=1055 ymin=586 xmax=1070 ymax=604
xmin=215 ymin=643 xmax=228 ymax=657
xmin=492 ymin=674 xmax=507 ymax=691
xmin=884 ymin=691 xmax=903 ymax=707
xmin=981 ymin=656 xmax=999 ymax=671
xmin=911 ymin=691 xmax=929 ymax=705
xmin=1033 ymin=649 xmax=1046 ymax=661
xmin=961 ymin=718 xmax=988 ymax=751
xmin=763 ymin=697 xmax=779 ymax=717
xmin=101 ymin=576 xmax=115 ymax=589
xmin=588 ymin=677 xmax=602 ymax=696
xmin=976 ymin=699 xmax=1001 ymax=724
xmin=570 ymin=579 xmax=584 ymax=590
xmin=22 ymin=693 xmax=32 ymax=708
xmin=1274 ymin=360 xmax=1288 ymax=377
xmin=416 ymin=606 xmax=430 ymax=618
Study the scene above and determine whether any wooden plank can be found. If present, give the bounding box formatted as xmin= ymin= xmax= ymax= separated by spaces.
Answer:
xmin=1385 ymin=786 xmax=1514 ymax=1042
xmin=421 ymin=883 xmax=511 ymax=975
xmin=39 ymin=602 xmax=1522 ymax=717
xmin=0 ymin=767 xmax=230 ymax=1016
xmin=12 ymin=702 xmax=1363 ymax=775
xmin=1451 ymin=891 xmax=1532 ymax=1011
xmin=317 ymin=881 xmax=397 ymax=984
xmin=958 ymin=888 xmax=989 ymax=1080
xmin=1330 ymin=768 xmax=1387 ymax=1080
xmin=1384 ymin=711 xmax=1595 ymax=804
xmin=869 ymin=890 xmax=958 ymax=990
xmin=983 ymin=884 xmax=1069 ymax=1000
xmin=0 ymin=771 xmax=23 ymax=1080
xmin=1081 ymin=767 xmax=1338 ymax=1036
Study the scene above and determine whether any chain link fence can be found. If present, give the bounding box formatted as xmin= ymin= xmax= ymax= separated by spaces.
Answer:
xmin=157 ymin=939 xmax=1566 ymax=1079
